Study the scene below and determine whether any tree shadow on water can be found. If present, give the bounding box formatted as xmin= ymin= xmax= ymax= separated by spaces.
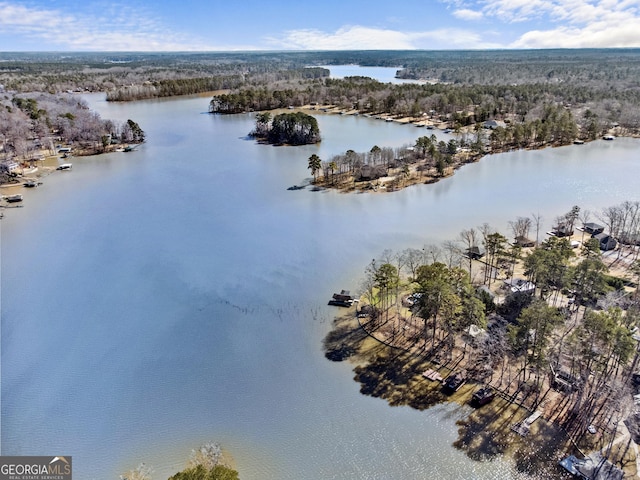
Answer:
xmin=353 ymin=351 xmax=447 ymax=410
xmin=323 ymin=318 xmax=369 ymax=362
xmin=454 ymin=400 xmax=516 ymax=461
xmin=454 ymin=398 xmax=570 ymax=478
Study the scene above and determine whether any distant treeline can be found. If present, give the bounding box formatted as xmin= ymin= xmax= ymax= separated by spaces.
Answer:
xmin=106 ymin=75 xmax=245 ymax=101
xmin=209 ymin=76 xmax=639 ymax=137
xmin=105 ymin=68 xmax=328 ymax=102
xmin=5 ymin=50 xmax=640 ymax=132
xmin=394 ymin=48 xmax=640 ymax=88
xmin=5 ymin=49 xmax=640 ymax=92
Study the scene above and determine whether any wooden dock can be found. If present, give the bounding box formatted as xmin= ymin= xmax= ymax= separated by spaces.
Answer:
xmin=511 ymin=410 xmax=542 ymax=437
xmin=422 ymin=369 xmax=443 ymax=382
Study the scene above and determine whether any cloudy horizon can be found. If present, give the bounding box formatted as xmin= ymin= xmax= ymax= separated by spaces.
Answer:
xmin=1 ymin=0 xmax=640 ymax=51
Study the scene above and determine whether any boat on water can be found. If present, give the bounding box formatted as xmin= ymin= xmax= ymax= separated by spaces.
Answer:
xmin=56 ymin=163 xmax=72 ymax=171
xmin=23 ymin=180 xmax=39 ymax=188
xmin=603 ymin=135 xmax=615 ymax=141
xmin=5 ymin=194 xmax=23 ymax=203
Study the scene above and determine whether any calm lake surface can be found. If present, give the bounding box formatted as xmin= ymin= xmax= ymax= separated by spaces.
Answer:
xmin=320 ymin=65 xmax=417 ymax=84
xmin=2 ymin=87 xmax=640 ymax=479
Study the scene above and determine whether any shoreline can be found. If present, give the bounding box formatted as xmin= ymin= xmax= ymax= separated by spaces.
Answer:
xmin=324 ymin=309 xmax=575 ymax=477
xmin=0 ymin=143 xmax=140 ymax=210
xmin=325 ymin=300 xmax=637 ymax=478
xmin=323 ymin=231 xmax=640 ymax=478
xmin=293 ymin=103 xmax=630 ymax=195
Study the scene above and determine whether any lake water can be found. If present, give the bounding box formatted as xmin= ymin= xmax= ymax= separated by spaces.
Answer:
xmin=318 ymin=65 xmax=418 ymax=84
xmin=2 ymin=89 xmax=640 ymax=480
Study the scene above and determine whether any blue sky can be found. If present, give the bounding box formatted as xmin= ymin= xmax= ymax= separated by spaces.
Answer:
xmin=2 ymin=0 xmax=640 ymax=51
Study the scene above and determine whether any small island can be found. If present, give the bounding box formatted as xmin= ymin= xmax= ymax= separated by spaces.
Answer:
xmin=249 ymin=111 xmax=320 ymax=146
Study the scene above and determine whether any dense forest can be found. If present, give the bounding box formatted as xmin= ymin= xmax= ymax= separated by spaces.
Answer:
xmin=250 ymin=111 xmax=321 ymax=145
xmin=3 ymin=50 xmax=640 ymax=140
xmin=5 ymin=49 xmax=640 ymax=91
xmin=209 ymin=75 xmax=637 ymax=138
xmin=4 ymin=50 xmax=640 ymax=131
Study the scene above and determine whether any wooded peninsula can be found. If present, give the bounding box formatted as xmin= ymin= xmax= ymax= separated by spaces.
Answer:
xmin=324 ymin=203 xmax=640 ymax=478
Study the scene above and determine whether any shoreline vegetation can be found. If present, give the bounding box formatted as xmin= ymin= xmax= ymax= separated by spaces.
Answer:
xmin=256 ymin=101 xmax=627 ymax=195
xmin=121 ymin=442 xmax=239 ymax=480
xmin=324 ymin=205 xmax=640 ymax=478
xmin=249 ymin=111 xmax=320 ymax=146
xmin=222 ymin=101 xmax=626 ymax=195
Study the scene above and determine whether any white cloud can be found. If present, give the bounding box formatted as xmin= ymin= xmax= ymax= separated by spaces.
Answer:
xmin=413 ymin=28 xmax=502 ymax=48
xmin=453 ymin=8 xmax=485 ymax=20
xmin=0 ymin=1 xmax=217 ymax=50
xmin=269 ymin=26 xmax=417 ymax=50
xmin=505 ymin=0 xmax=640 ymax=47
xmin=512 ymin=20 xmax=640 ymax=48
xmin=482 ymin=0 xmax=555 ymax=22
xmin=440 ymin=0 xmax=640 ymax=48
xmin=268 ymin=25 xmax=502 ymax=50
xmin=474 ymin=0 xmax=640 ymax=25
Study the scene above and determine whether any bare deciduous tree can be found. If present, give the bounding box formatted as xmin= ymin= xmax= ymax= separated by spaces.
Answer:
xmin=531 ymin=212 xmax=543 ymax=246
xmin=187 ymin=442 xmax=224 ymax=470
xmin=120 ymin=463 xmax=153 ymax=480
xmin=509 ymin=216 xmax=532 ymax=241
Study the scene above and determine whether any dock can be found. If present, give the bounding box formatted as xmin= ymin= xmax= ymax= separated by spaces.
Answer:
xmin=421 ymin=369 xmax=443 ymax=382
xmin=328 ymin=290 xmax=356 ymax=307
xmin=511 ymin=410 xmax=542 ymax=437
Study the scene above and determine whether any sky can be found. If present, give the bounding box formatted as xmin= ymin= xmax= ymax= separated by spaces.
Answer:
xmin=2 ymin=0 xmax=640 ymax=51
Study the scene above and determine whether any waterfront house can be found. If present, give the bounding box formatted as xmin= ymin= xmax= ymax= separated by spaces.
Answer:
xmin=559 ymin=454 xmax=623 ymax=480
xmin=514 ymin=236 xmax=535 ymax=247
xmin=552 ymin=223 xmax=574 ymax=237
xmin=482 ymin=119 xmax=506 ymax=129
xmin=357 ymin=164 xmax=387 ymax=181
xmin=465 ymin=246 xmax=485 ymax=259
xmin=503 ymin=278 xmax=536 ymax=295
xmin=593 ymin=232 xmax=617 ymax=251
xmin=583 ymin=222 xmax=604 ymax=235
xmin=1 ymin=160 xmax=20 ymax=173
